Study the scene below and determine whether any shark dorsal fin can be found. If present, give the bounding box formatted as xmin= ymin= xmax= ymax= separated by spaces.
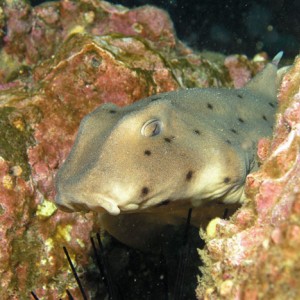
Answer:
xmin=243 ymin=51 xmax=283 ymax=99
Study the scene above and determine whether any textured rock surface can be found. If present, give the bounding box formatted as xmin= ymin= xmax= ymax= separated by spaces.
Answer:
xmin=196 ymin=56 xmax=300 ymax=300
xmin=0 ymin=0 xmax=284 ymax=299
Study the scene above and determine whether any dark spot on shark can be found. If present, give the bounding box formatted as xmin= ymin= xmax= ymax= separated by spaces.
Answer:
xmin=164 ymin=136 xmax=175 ymax=143
xmin=269 ymin=102 xmax=275 ymax=108
xmin=223 ymin=177 xmax=231 ymax=183
xmin=193 ymin=129 xmax=201 ymax=135
xmin=262 ymin=115 xmax=268 ymax=121
xmin=226 ymin=139 xmax=232 ymax=145
xmin=186 ymin=170 xmax=193 ymax=181
xmin=141 ymin=187 xmax=149 ymax=196
xmin=230 ymin=129 xmax=238 ymax=134
xmin=109 ymin=110 xmax=117 ymax=114
xmin=207 ymin=103 xmax=213 ymax=110
xmin=144 ymin=150 xmax=151 ymax=156
xmin=238 ymin=117 xmax=244 ymax=123
xmin=237 ymin=94 xmax=243 ymax=98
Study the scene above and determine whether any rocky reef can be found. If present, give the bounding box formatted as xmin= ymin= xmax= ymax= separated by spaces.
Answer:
xmin=196 ymin=57 xmax=300 ymax=299
xmin=0 ymin=0 xmax=298 ymax=299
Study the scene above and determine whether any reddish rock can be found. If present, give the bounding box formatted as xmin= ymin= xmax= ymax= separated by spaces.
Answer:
xmin=224 ymin=53 xmax=266 ymax=88
xmin=2 ymin=0 xmax=177 ymax=67
xmin=196 ymin=56 xmax=300 ymax=300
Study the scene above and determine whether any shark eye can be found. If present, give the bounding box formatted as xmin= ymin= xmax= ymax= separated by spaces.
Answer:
xmin=141 ymin=119 xmax=162 ymax=137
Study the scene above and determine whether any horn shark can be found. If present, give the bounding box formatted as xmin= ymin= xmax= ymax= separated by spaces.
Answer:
xmin=55 ymin=52 xmax=282 ymax=248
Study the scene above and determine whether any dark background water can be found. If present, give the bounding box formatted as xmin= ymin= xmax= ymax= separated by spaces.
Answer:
xmin=31 ymin=0 xmax=300 ymax=58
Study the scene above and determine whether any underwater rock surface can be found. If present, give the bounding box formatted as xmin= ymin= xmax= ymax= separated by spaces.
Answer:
xmin=0 ymin=0 xmax=297 ymax=299
xmin=196 ymin=57 xmax=300 ymax=300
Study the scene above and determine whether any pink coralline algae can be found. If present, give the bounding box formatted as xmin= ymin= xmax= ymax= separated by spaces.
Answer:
xmin=224 ymin=53 xmax=266 ymax=88
xmin=196 ymin=57 xmax=300 ymax=300
xmin=0 ymin=0 xmax=288 ymax=299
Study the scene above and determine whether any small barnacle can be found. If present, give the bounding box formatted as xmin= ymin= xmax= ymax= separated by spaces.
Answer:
xmin=68 ymin=25 xmax=85 ymax=36
xmin=132 ymin=22 xmax=143 ymax=33
xmin=2 ymin=175 xmax=14 ymax=190
xmin=206 ymin=217 xmax=222 ymax=238
xmin=83 ymin=11 xmax=95 ymax=24
xmin=220 ymin=279 xmax=234 ymax=296
xmin=10 ymin=166 xmax=23 ymax=177
xmin=13 ymin=118 xmax=25 ymax=131
xmin=8 ymin=110 xmax=26 ymax=131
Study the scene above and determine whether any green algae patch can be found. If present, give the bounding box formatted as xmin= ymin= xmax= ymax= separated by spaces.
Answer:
xmin=0 ymin=106 xmax=35 ymax=180
xmin=9 ymin=232 xmax=43 ymax=299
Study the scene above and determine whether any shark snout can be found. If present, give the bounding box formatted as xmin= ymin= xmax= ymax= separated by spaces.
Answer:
xmin=55 ymin=168 xmax=145 ymax=215
xmin=55 ymin=186 xmax=122 ymax=215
